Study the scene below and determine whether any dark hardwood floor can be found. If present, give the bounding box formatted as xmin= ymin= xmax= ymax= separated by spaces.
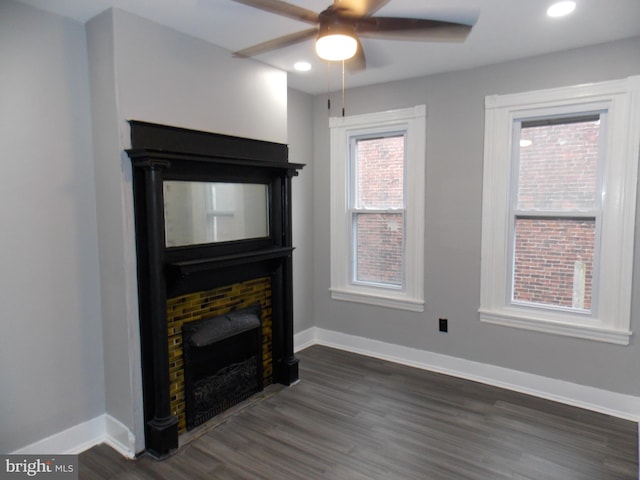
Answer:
xmin=80 ymin=345 xmax=638 ymax=479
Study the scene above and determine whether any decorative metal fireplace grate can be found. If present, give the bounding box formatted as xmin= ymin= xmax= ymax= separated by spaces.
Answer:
xmin=182 ymin=304 xmax=263 ymax=431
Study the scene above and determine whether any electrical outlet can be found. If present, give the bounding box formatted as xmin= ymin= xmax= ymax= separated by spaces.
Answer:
xmin=439 ymin=318 xmax=448 ymax=332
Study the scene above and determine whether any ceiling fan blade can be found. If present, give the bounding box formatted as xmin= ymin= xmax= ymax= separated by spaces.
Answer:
xmin=331 ymin=0 xmax=390 ymax=17
xmin=230 ymin=0 xmax=319 ymax=24
xmin=233 ymin=28 xmax=318 ymax=58
xmin=346 ymin=37 xmax=366 ymax=72
xmin=356 ymin=17 xmax=473 ymax=42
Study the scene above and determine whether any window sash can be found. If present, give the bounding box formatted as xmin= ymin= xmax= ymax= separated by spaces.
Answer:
xmin=350 ymin=209 xmax=406 ymax=288
xmin=508 ymin=114 xmax=605 ymax=315
xmin=348 ymin=131 xmax=407 ymax=290
xmin=510 ymin=215 xmax=597 ymax=313
xmin=349 ymin=131 xmax=407 ymax=210
xmin=511 ymin=114 xmax=605 ymax=214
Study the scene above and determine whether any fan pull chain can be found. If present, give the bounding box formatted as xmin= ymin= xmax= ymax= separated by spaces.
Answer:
xmin=327 ymin=62 xmax=331 ymax=114
xmin=341 ymin=60 xmax=346 ymax=117
xmin=325 ymin=61 xmax=346 ymax=116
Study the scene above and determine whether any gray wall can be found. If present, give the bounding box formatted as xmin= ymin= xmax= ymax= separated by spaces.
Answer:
xmin=0 ymin=1 xmax=105 ymax=452
xmin=312 ymin=37 xmax=640 ymax=396
xmin=288 ymin=88 xmax=315 ymax=334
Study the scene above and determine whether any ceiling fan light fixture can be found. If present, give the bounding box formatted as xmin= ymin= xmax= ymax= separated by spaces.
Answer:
xmin=315 ymin=23 xmax=358 ymax=61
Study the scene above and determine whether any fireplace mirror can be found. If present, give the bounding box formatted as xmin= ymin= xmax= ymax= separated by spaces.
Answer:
xmin=163 ymin=181 xmax=269 ymax=247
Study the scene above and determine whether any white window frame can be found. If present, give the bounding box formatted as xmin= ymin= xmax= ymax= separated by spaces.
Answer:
xmin=330 ymin=106 xmax=426 ymax=312
xmin=480 ymin=76 xmax=640 ymax=345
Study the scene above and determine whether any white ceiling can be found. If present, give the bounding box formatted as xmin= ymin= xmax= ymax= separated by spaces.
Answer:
xmin=19 ymin=0 xmax=640 ymax=95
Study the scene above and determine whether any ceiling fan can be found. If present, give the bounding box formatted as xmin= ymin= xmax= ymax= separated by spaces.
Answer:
xmin=231 ymin=0 xmax=475 ymax=71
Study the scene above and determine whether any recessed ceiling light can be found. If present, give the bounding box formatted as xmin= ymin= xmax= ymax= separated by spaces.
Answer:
xmin=294 ymin=61 xmax=312 ymax=72
xmin=547 ymin=1 xmax=576 ymax=17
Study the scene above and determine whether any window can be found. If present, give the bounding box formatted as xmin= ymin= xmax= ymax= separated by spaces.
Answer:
xmin=351 ymin=133 xmax=405 ymax=287
xmin=513 ymin=116 xmax=600 ymax=312
xmin=480 ymin=76 xmax=640 ymax=344
xmin=330 ymin=106 xmax=426 ymax=311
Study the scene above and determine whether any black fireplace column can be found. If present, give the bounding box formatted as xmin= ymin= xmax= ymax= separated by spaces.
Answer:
xmin=137 ymin=158 xmax=179 ymax=457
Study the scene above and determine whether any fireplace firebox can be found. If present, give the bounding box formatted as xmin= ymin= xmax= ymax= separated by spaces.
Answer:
xmin=127 ymin=121 xmax=304 ymax=458
xmin=182 ymin=304 xmax=262 ymax=431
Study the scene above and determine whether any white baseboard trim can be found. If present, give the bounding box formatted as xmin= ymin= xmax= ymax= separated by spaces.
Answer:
xmin=293 ymin=326 xmax=317 ymax=352
xmin=11 ymin=414 xmax=136 ymax=458
xmin=103 ymin=414 xmax=137 ymax=459
xmin=295 ymin=327 xmax=640 ymax=422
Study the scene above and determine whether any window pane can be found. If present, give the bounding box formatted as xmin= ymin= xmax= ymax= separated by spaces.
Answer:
xmin=354 ymin=213 xmax=403 ymax=286
xmin=517 ymin=119 xmax=600 ymax=211
xmin=513 ymin=217 xmax=595 ymax=310
xmin=355 ymin=136 xmax=404 ymax=209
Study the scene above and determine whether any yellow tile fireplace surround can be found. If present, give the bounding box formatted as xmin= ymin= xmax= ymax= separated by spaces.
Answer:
xmin=167 ymin=277 xmax=273 ymax=434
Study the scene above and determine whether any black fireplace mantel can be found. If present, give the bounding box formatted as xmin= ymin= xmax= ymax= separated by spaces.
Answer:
xmin=126 ymin=121 xmax=304 ymax=458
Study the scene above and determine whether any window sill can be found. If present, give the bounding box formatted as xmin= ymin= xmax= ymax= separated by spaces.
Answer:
xmin=479 ymin=307 xmax=631 ymax=345
xmin=330 ymin=288 xmax=424 ymax=312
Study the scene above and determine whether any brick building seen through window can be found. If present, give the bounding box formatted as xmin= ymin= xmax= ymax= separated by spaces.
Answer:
xmin=353 ymin=135 xmax=405 ymax=286
xmin=513 ymin=119 xmax=599 ymax=311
